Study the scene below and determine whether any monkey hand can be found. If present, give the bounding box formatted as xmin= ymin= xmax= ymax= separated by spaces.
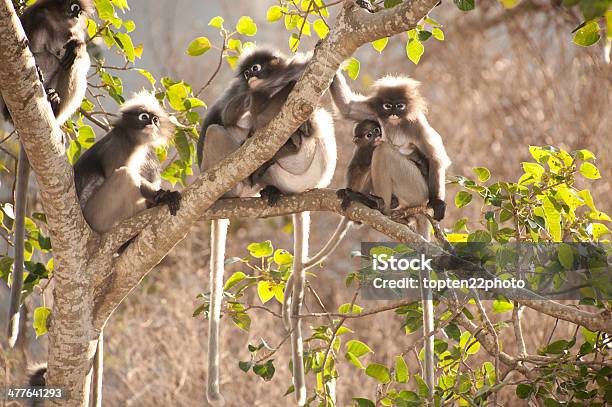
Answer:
xmin=428 ymin=198 xmax=446 ymax=221
xmin=60 ymin=40 xmax=79 ymax=70
xmin=46 ymin=89 xmax=61 ymax=116
xmin=260 ymin=185 xmax=283 ymax=206
xmin=154 ymin=190 xmax=182 ymax=215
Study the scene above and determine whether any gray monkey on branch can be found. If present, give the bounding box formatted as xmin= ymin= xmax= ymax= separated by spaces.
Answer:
xmin=73 ymin=91 xmax=181 ymax=234
xmin=3 ymin=0 xmax=93 ymax=348
xmin=200 ymin=47 xmax=336 ymax=406
xmin=329 ymin=72 xmax=451 ymax=396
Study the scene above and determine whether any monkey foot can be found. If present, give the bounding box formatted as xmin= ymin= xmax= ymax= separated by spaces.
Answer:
xmin=46 ymin=89 xmax=61 ymax=116
xmin=260 ymin=185 xmax=283 ymax=206
xmin=155 ymin=190 xmax=182 ymax=215
xmin=428 ymin=198 xmax=446 ymax=221
xmin=337 ymin=189 xmax=384 ymax=211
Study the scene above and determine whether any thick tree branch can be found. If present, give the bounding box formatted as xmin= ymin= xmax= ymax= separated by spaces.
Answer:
xmin=0 ymin=1 xmax=96 ymax=402
xmin=93 ymin=189 xmax=612 ymax=334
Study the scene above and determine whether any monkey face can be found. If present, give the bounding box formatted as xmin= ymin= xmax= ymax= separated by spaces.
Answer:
xmin=237 ymin=49 xmax=284 ymax=88
xmin=353 ymin=121 xmax=382 ymax=147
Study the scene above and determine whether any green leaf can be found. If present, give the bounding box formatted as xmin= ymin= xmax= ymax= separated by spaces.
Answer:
xmin=236 ymin=16 xmax=257 ymax=36
xmin=371 ymin=37 xmax=389 ymax=53
xmin=454 ymin=0 xmax=475 ymax=11
xmin=499 ymin=0 xmax=520 ymax=7
xmin=33 ymin=307 xmax=51 ymax=337
xmin=444 ymin=323 xmax=461 ymax=341
xmin=266 ymin=6 xmax=283 ymax=22
xmin=384 ymin=0 xmax=402 ymax=7
xmin=77 ymin=125 xmax=96 ymax=148
xmin=247 ymin=240 xmax=273 ymax=258
xmin=346 ymin=352 xmax=365 ymax=369
xmin=432 ymin=27 xmax=445 ymax=40
xmin=557 ymin=244 xmax=574 ymax=270
xmin=580 ymin=0 xmax=610 ymax=20
xmin=186 ymin=37 xmax=212 ymax=56
xmin=253 ymin=360 xmax=275 ymax=381
xmin=579 ymin=162 xmax=601 ymax=179
xmin=460 ymin=331 xmax=481 ymax=355
xmin=238 ymin=360 xmax=253 ymax=372
xmin=543 ymin=197 xmax=562 ymax=241
xmin=522 ymin=162 xmax=545 ymax=179
xmin=573 ymin=21 xmax=601 ymax=47
xmin=94 ymin=0 xmax=115 ymax=20
xmin=414 ymin=374 xmax=430 ymax=398
xmin=224 ymin=271 xmax=247 ymax=290
xmin=231 ymin=313 xmax=251 ymax=331
xmin=544 ymin=339 xmax=572 ymax=354
xmin=516 ymin=383 xmax=534 ymax=399
xmin=352 ymin=398 xmax=375 ymax=407
xmin=346 ymin=340 xmax=373 ymax=358
xmin=257 ymin=281 xmax=277 ymax=304
xmin=406 ymin=39 xmax=424 ymax=64
xmin=289 ymin=33 xmax=300 ymax=51
xmin=394 ymin=356 xmax=409 ymax=383
xmin=136 ymin=69 xmax=156 ymax=86
xmin=365 ymin=363 xmax=391 ymax=384
xmin=339 ymin=303 xmax=363 ymax=314
xmin=342 ymin=57 xmax=360 ymax=80
xmin=492 ymin=299 xmax=514 ymax=313
xmin=591 ymin=223 xmax=611 ymax=239
xmin=273 ymin=249 xmax=293 ymax=266
xmin=455 ymin=191 xmax=472 ymax=208
xmin=473 ymin=167 xmax=490 ymax=182
xmin=418 ymin=30 xmax=432 ymax=42
xmin=313 ymin=19 xmax=329 ymax=39
xmin=209 ymin=16 xmax=224 ymax=28
xmin=166 ymin=82 xmax=189 ymax=111
xmin=115 ymin=32 xmax=135 ymax=62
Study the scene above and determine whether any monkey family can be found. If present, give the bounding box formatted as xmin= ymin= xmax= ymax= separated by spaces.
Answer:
xmin=4 ymin=2 xmax=450 ymax=405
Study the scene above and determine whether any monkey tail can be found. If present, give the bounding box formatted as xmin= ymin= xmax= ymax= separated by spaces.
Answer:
xmin=282 ymin=217 xmax=352 ymax=330
xmin=290 ymin=212 xmax=309 ymax=406
xmin=207 ymin=219 xmax=229 ymax=406
xmin=417 ymin=219 xmax=435 ymax=400
xmin=92 ymin=332 xmax=104 ymax=407
xmin=7 ymin=147 xmax=29 ymax=348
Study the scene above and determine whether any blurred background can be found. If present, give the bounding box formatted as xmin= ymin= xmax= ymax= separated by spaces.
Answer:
xmin=1 ymin=0 xmax=610 ymax=405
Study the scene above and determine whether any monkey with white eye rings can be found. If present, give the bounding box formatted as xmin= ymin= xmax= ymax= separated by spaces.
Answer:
xmin=73 ymin=91 xmax=181 ymax=234
xmin=329 ymin=73 xmax=449 ymax=397
xmin=200 ymin=47 xmax=336 ymax=407
xmin=3 ymin=0 xmax=93 ymax=349
xmin=329 ymin=73 xmax=451 ymax=221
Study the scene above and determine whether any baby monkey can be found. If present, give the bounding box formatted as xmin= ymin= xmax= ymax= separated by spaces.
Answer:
xmin=337 ymin=120 xmax=398 ymax=211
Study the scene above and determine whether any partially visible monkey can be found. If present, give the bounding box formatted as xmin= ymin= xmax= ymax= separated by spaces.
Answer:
xmin=5 ymin=0 xmax=93 ymax=348
xmin=329 ymin=73 xmax=450 ymax=220
xmin=201 ymin=48 xmax=335 ymax=407
xmin=196 ymin=47 xmax=309 ymax=167
xmin=74 ymin=91 xmax=181 ymax=234
xmin=330 ymin=73 xmax=450 ymax=397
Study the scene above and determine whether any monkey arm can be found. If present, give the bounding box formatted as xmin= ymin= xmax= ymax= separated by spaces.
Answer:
xmin=329 ymin=72 xmax=376 ymax=122
xmin=249 ymin=80 xmax=297 ymax=130
xmin=221 ymin=93 xmax=249 ymax=127
xmin=414 ymin=115 xmax=451 ymax=220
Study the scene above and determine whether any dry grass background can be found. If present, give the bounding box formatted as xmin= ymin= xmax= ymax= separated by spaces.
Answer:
xmin=1 ymin=0 xmax=610 ymax=406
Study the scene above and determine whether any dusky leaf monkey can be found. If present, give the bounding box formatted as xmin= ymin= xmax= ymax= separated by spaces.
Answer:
xmin=329 ymin=72 xmax=451 ymax=396
xmin=200 ymin=47 xmax=336 ymax=407
xmin=329 ymin=73 xmax=450 ymax=220
xmin=4 ymin=0 xmax=93 ymax=348
xmin=74 ymin=91 xmax=181 ymax=234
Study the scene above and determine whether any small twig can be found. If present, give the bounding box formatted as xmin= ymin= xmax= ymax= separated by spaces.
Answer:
xmin=80 ymin=108 xmax=110 ymax=131
xmin=195 ymin=32 xmax=227 ymax=98
xmin=255 ymin=331 xmax=292 ymax=363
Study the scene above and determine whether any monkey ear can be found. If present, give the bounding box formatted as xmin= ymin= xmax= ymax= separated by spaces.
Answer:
xmin=270 ymin=58 xmax=280 ymax=66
